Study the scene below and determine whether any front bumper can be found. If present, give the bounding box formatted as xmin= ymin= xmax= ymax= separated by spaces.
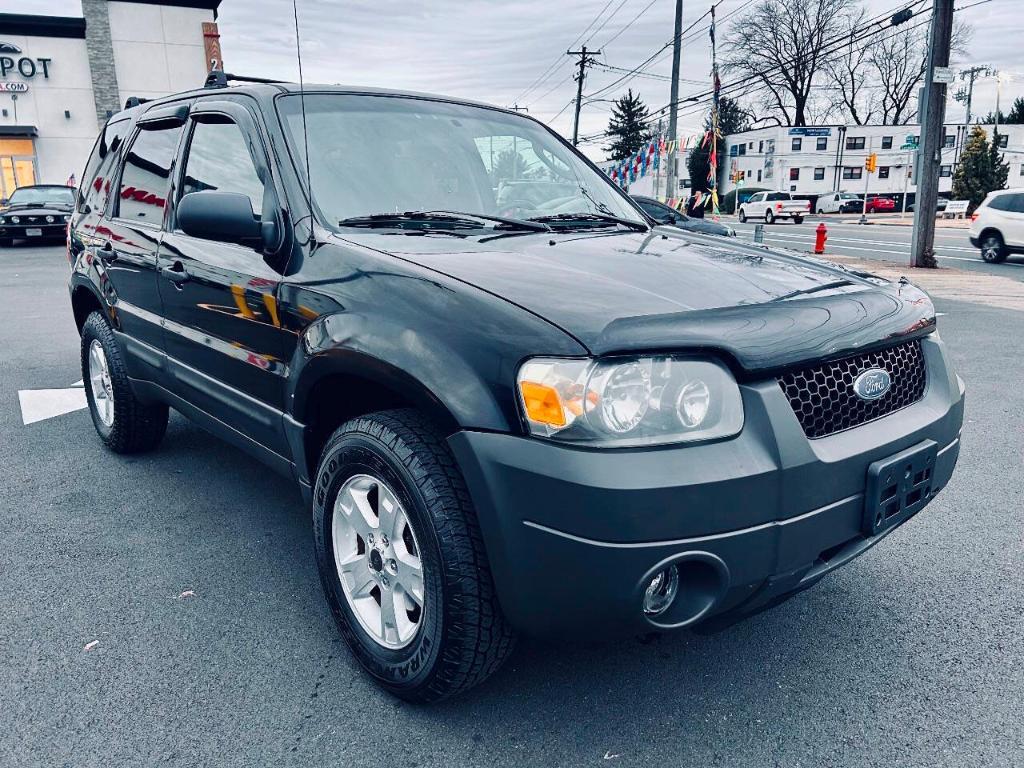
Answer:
xmin=0 ymin=223 xmax=67 ymax=240
xmin=449 ymin=335 xmax=964 ymax=639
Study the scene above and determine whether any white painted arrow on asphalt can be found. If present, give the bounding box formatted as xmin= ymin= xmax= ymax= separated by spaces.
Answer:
xmin=18 ymin=380 xmax=87 ymax=425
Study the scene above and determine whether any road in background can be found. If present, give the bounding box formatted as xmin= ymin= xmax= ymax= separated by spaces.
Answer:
xmin=728 ymin=217 xmax=1024 ymax=279
xmin=3 ymin=245 xmax=1022 ymax=768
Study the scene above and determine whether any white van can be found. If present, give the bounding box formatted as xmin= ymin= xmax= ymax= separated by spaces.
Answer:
xmin=816 ymin=192 xmax=864 ymax=215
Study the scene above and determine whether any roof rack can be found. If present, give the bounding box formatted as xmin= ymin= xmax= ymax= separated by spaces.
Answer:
xmin=124 ymin=96 xmax=149 ymax=109
xmin=204 ymin=70 xmax=289 ymax=89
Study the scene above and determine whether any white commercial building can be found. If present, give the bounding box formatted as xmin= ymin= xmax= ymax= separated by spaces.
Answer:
xmin=0 ymin=1 xmax=221 ymax=197
xmin=720 ymin=123 xmax=1024 ymax=206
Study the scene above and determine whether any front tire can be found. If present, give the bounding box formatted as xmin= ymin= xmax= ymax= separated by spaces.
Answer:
xmin=738 ymin=209 xmax=747 ymax=223
xmin=313 ymin=409 xmax=515 ymax=702
xmin=80 ymin=312 xmax=168 ymax=453
xmin=980 ymin=233 xmax=1008 ymax=263
xmin=0 ymin=237 xmax=13 ymax=247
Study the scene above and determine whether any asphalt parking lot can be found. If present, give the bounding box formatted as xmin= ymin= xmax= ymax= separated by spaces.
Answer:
xmin=3 ymin=243 xmax=1023 ymax=767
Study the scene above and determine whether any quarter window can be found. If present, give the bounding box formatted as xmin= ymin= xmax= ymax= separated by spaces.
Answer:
xmin=181 ymin=120 xmax=265 ymax=216
xmin=79 ymin=118 xmax=129 ymax=213
xmin=117 ymin=124 xmax=184 ymax=224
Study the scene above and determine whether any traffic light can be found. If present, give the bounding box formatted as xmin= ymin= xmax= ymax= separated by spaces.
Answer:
xmin=865 ymin=153 xmax=878 ymax=173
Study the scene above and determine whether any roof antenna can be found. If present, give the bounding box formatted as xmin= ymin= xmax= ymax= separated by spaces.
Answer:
xmin=291 ymin=0 xmax=313 ymax=211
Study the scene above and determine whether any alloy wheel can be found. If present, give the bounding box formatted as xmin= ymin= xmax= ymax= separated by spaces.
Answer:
xmin=981 ymin=236 xmax=1003 ymax=263
xmin=88 ymin=339 xmax=115 ymax=427
xmin=332 ymin=473 xmax=425 ymax=649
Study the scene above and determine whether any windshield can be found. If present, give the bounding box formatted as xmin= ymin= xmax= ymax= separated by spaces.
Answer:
xmin=277 ymin=94 xmax=644 ymax=229
xmin=840 ymin=193 xmax=861 ymax=199
xmin=7 ymin=187 xmax=74 ymax=206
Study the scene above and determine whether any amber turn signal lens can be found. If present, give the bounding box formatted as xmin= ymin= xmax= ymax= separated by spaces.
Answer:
xmin=519 ymin=381 xmax=566 ymax=427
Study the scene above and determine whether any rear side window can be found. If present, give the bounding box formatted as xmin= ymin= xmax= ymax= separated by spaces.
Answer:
xmin=180 ymin=120 xmax=265 ymax=216
xmin=987 ymin=194 xmax=1012 ymax=211
xmin=766 ymin=192 xmax=791 ymax=201
xmin=78 ymin=118 xmax=129 ymax=214
xmin=117 ymin=124 xmax=184 ymax=224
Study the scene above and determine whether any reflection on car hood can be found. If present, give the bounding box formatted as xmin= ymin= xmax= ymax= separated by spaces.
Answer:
xmin=338 ymin=228 xmax=934 ymax=371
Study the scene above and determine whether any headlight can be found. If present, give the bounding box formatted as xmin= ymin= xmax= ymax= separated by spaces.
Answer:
xmin=64 ymin=215 xmax=71 ymax=223
xmin=517 ymin=356 xmax=743 ymax=447
xmin=45 ymin=215 xmax=55 ymax=223
xmin=11 ymin=216 xmax=19 ymax=224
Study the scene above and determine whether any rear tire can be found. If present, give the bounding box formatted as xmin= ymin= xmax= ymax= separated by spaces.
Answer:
xmin=765 ymin=209 xmax=775 ymax=224
xmin=980 ymin=233 xmax=1008 ymax=264
xmin=817 ymin=208 xmax=825 ymax=215
xmin=793 ymin=216 xmax=804 ymax=224
xmin=313 ymin=408 xmax=515 ymax=702
xmin=80 ymin=311 xmax=168 ymax=453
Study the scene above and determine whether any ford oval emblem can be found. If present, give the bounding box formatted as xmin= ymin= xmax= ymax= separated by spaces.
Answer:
xmin=853 ymin=368 xmax=892 ymax=401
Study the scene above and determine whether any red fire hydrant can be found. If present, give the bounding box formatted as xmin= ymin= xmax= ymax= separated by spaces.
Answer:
xmin=814 ymin=222 xmax=828 ymax=254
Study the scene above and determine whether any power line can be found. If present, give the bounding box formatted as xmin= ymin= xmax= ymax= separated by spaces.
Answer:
xmin=513 ymin=0 xmax=624 ymax=105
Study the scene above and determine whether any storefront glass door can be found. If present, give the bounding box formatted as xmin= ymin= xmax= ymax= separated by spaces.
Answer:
xmin=0 ymin=138 xmax=38 ymax=200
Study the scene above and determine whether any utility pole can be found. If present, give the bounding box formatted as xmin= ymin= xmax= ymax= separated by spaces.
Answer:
xmin=910 ymin=0 xmax=954 ymax=269
xmin=665 ymin=0 xmax=685 ymax=196
xmin=955 ymin=65 xmax=988 ymax=125
xmin=568 ymin=46 xmax=600 ymax=146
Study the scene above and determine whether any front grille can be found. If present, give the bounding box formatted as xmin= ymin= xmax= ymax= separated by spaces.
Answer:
xmin=778 ymin=339 xmax=927 ymax=439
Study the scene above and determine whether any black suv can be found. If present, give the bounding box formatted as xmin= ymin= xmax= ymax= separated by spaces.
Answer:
xmin=68 ymin=78 xmax=965 ymax=702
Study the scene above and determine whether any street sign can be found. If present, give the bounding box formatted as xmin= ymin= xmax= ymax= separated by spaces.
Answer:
xmin=933 ymin=66 xmax=955 ymax=84
xmin=900 ymin=143 xmax=917 ymax=150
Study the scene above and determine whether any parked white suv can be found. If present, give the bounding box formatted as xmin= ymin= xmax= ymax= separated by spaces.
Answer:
xmin=738 ymin=191 xmax=809 ymax=224
xmin=968 ymin=188 xmax=1024 ymax=263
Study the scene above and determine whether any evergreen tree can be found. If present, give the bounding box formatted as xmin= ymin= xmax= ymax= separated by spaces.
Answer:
xmin=490 ymin=148 xmax=529 ymax=185
xmin=952 ymin=125 xmax=1009 ymax=211
xmin=686 ymin=97 xmax=751 ymax=196
xmin=1005 ymin=96 xmax=1024 ymax=124
xmin=605 ymin=90 xmax=652 ymax=162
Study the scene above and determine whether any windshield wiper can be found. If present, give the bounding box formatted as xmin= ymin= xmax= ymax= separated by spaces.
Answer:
xmin=527 ymin=212 xmax=649 ymax=232
xmin=338 ymin=210 xmax=550 ymax=232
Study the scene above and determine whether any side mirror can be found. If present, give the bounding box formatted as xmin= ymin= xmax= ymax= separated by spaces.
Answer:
xmin=0 ymin=198 xmax=7 ymax=206
xmin=177 ymin=191 xmax=262 ymax=246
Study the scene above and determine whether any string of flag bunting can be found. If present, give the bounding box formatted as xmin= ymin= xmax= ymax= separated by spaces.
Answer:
xmin=604 ymin=7 xmax=722 ymax=215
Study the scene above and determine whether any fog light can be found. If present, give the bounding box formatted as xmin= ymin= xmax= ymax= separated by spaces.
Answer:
xmin=643 ymin=565 xmax=679 ymax=616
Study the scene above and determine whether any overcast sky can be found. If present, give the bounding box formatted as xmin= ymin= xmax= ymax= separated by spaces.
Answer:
xmin=5 ymin=0 xmax=1020 ymax=157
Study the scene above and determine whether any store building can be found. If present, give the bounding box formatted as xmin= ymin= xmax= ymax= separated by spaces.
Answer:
xmin=0 ymin=0 xmax=222 ymax=197
xmin=720 ymin=123 xmax=1024 ymax=206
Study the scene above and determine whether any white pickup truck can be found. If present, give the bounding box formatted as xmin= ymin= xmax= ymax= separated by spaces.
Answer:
xmin=738 ymin=191 xmax=810 ymax=224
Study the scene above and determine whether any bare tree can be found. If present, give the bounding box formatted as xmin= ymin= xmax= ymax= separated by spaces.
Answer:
xmin=723 ymin=0 xmax=848 ymax=127
xmin=869 ymin=19 xmax=972 ymax=125
xmin=824 ymin=9 xmax=877 ymax=125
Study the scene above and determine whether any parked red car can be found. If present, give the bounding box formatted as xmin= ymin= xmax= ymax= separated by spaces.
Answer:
xmin=864 ymin=196 xmax=896 ymax=213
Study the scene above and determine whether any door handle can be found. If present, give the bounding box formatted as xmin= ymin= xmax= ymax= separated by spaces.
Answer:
xmin=95 ymin=241 xmax=116 ymax=263
xmin=160 ymin=262 xmax=190 ymax=285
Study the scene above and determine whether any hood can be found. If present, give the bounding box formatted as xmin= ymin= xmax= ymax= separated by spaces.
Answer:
xmin=2 ymin=203 xmax=72 ymax=215
xmin=337 ymin=228 xmax=934 ymax=373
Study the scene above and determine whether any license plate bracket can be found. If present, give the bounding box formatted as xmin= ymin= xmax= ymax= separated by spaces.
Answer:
xmin=863 ymin=440 xmax=938 ymax=535
xmin=25 ymin=228 xmax=43 ymax=237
